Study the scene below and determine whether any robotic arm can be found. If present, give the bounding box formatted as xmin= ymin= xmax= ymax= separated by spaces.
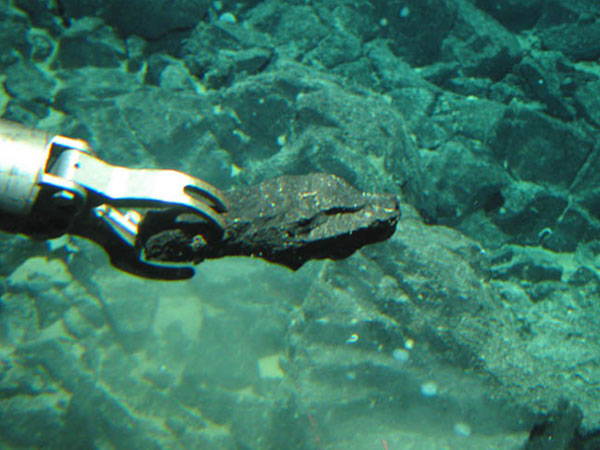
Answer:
xmin=0 ymin=119 xmax=400 ymax=280
xmin=0 ymin=119 xmax=228 ymax=280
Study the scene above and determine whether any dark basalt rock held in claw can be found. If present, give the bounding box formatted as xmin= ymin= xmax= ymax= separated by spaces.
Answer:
xmin=142 ymin=173 xmax=400 ymax=269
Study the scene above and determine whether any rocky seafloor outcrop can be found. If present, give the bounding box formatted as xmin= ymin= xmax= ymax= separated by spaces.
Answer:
xmin=2 ymin=0 xmax=600 ymax=448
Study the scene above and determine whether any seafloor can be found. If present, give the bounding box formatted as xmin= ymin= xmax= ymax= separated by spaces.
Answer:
xmin=1 ymin=0 xmax=600 ymax=449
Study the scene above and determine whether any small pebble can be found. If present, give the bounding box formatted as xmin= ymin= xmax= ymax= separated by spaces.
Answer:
xmin=392 ymin=348 xmax=410 ymax=363
xmin=420 ymin=381 xmax=438 ymax=397
xmin=453 ymin=422 xmax=471 ymax=437
xmin=219 ymin=12 xmax=237 ymax=23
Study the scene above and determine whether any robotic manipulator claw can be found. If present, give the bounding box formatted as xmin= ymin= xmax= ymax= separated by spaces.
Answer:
xmin=0 ymin=119 xmax=228 ymax=280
